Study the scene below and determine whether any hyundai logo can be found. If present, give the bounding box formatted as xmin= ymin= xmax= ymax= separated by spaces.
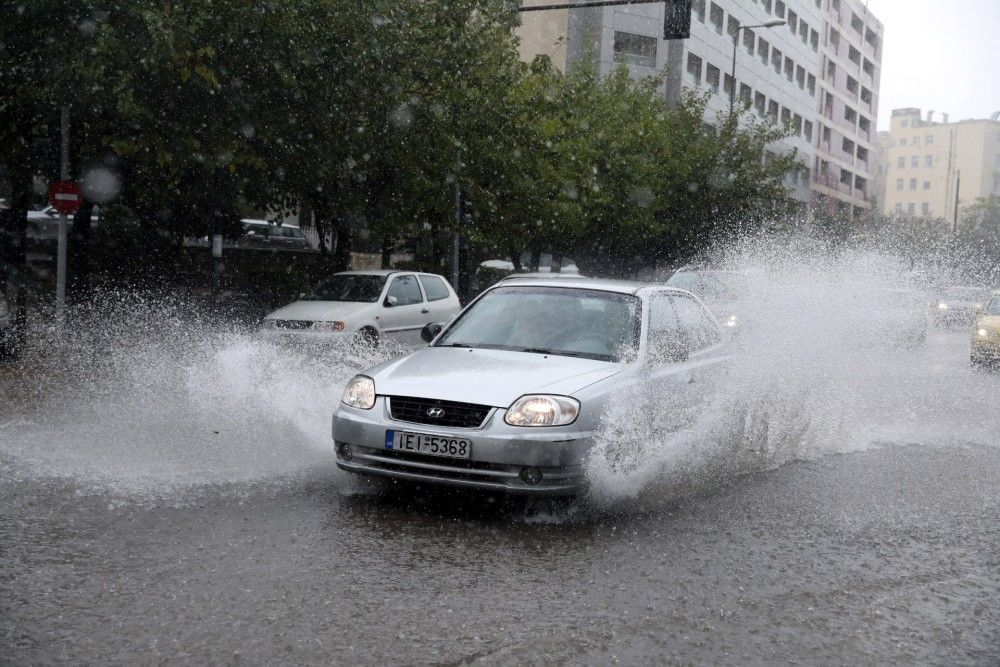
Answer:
xmin=426 ymin=407 xmax=446 ymax=419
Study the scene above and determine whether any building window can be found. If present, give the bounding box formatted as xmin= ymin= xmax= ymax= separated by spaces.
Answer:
xmin=709 ymin=3 xmax=724 ymax=34
xmin=705 ymin=63 xmax=720 ymax=93
xmin=799 ymin=21 xmax=808 ymax=44
xmin=775 ymin=0 xmax=785 ymax=18
xmin=857 ymin=146 xmax=869 ymax=162
xmin=613 ymin=32 xmax=657 ymax=68
xmin=842 ymin=138 xmax=855 ymax=154
xmin=840 ymin=169 xmax=852 ymax=185
xmin=754 ymin=92 xmax=766 ymax=115
xmin=693 ymin=0 xmax=706 ymax=22
xmin=829 ymin=29 xmax=840 ymax=50
xmin=685 ymin=52 xmax=703 ymax=84
xmin=739 ymin=83 xmax=752 ymax=108
xmin=901 ymin=120 xmax=909 ymax=128
xmin=810 ymin=29 xmax=819 ymax=51
xmin=911 ymin=155 xmax=919 ymax=168
xmin=768 ymin=99 xmax=779 ymax=119
xmin=846 ymin=76 xmax=859 ymax=94
xmin=758 ymin=38 xmax=769 ymax=64
xmin=858 ymin=117 xmax=871 ymax=136
xmin=855 ymin=175 xmax=867 ymax=191
xmin=781 ymin=107 xmax=791 ymax=124
xmin=826 ymin=59 xmax=836 ymax=80
xmin=896 ymin=179 xmax=903 ymax=191
xmin=863 ymin=59 xmax=875 ymax=76
xmin=844 ymin=106 xmax=857 ymax=124
xmin=792 ymin=113 xmax=803 ymax=136
xmin=894 ymin=203 xmax=903 ymax=214
xmin=804 ymin=120 xmax=813 ymax=142
xmin=796 ymin=65 xmax=806 ymax=89
xmin=848 ymin=45 xmax=861 ymax=65
xmin=897 ymin=157 xmax=905 ymax=169
xmin=923 ymin=181 xmax=931 ymax=190
xmin=851 ymin=13 xmax=864 ymax=33
xmin=787 ymin=10 xmax=797 ymax=33
xmin=723 ymin=73 xmax=734 ymax=98
xmin=822 ymin=126 xmax=831 ymax=142
xmin=921 ymin=202 xmax=930 ymax=215
xmin=909 ymin=178 xmax=917 ymax=191
xmin=807 ymin=73 xmax=816 ymax=96
xmin=771 ymin=48 xmax=783 ymax=74
xmin=861 ymin=87 xmax=873 ymax=105
xmin=925 ymin=135 xmax=934 ymax=144
xmin=924 ymin=155 xmax=933 ymax=167
xmin=899 ymin=137 xmax=908 ymax=145
xmin=727 ymin=16 xmax=739 ymax=38
xmin=784 ymin=57 xmax=794 ymax=82
xmin=908 ymin=202 xmax=915 ymax=214
xmin=743 ymin=29 xmax=755 ymax=54
xmin=912 ymin=135 xmax=921 ymax=145
xmin=762 ymin=0 xmax=772 ymax=12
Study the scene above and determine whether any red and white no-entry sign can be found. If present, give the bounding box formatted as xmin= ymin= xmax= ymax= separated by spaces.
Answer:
xmin=49 ymin=180 xmax=82 ymax=215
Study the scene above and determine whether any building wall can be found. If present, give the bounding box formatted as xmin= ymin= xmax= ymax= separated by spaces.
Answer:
xmin=561 ymin=0 xmax=825 ymax=203
xmin=811 ymin=0 xmax=883 ymax=220
xmin=880 ymin=108 xmax=1000 ymax=224
xmin=872 ymin=130 xmax=889 ymax=211
xmin=515 ymin=4 xmax=569 ymax=70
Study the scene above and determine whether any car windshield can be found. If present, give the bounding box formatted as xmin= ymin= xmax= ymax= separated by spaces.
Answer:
xmin=667 ymin=272 xmax=746 ymax=303
xmin=303 ymin=275 xmax=386 ymax=303
xmin=436 ymin=286 xmax=640 ymax=362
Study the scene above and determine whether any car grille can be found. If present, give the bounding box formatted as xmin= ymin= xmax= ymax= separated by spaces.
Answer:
xmin=387 ymin=396 xmax=492 ymax=429
xmin=273 ymin=319 xmax=313 ymax=330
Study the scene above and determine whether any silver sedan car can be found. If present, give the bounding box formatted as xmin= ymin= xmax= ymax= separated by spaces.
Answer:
xmin=332 ymin=277 xmax=728 ymax=495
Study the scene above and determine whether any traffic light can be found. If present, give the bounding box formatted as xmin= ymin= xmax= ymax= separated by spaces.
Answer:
xmin=663 ymin=0 xmax=693 ymax=40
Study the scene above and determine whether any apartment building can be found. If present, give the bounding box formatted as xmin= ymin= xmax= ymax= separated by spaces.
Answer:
xmin=879 ymin=108 xmax=1000 ymax=224
xmin=811 ymin=0 xmax=883 ymax=220
xmin=516 ymin=1 xmax=882 ymax=210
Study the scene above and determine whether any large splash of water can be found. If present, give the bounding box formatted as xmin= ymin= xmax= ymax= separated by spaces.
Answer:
xmin=0 ymin=291 xmax=400 ymax=495
xmin=587 ymin=241 xmax=1000 ymax=501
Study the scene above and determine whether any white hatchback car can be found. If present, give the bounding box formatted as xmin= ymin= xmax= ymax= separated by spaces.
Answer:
xmin=263 ymin=271 xmax=461 ymax=345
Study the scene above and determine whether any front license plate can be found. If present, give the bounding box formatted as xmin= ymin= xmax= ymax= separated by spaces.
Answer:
xmin=385 ymin=430 xmax=472 ymax=460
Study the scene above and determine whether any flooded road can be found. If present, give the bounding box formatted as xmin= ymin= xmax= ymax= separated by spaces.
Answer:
xmin=2 ymin=444 xmax=998 ymax=664
xmin=2 ymin=281 xmax=999 ymax=664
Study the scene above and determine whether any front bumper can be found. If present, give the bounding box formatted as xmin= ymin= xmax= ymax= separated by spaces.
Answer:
xmin=971 ymin=337 xmax=1000 ymax=363
xmin=332 ymin=398 xmax=591 ymax=495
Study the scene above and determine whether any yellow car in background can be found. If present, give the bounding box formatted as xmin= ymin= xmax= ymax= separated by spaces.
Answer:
xmin=971 ymin=291 xmax=1000 ymax=369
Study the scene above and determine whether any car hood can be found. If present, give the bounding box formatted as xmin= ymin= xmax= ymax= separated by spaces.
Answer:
xmin=979 ymin=315 xmax=1000 ymax=331
xmin=368 ymin=347 xmax=625 ymax=407
xmin=265 ymin=300 xmax=373 ymax=322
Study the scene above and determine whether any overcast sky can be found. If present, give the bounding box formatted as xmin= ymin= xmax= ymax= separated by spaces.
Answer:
xmin=864 ymin=0 xmax=1000 ymax=130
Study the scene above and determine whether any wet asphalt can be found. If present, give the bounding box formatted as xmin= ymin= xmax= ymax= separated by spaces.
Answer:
xmin=2 ymin=442 xmax=999 ymax=665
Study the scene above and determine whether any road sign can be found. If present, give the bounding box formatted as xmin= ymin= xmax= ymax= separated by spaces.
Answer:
xmin=49 ymin=180 xmax=82 ymax=215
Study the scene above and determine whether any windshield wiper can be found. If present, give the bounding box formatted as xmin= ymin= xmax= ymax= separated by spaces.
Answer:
xmin=443 ymin=342 xmax=476 ymax=349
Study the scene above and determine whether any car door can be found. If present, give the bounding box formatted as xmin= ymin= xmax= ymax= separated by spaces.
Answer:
xmin=417 ymin=274 xmax=460 ymax=324
xmin=669 ymin=293 xmax=728 ymax=385
xmin=380 ymin=274 xmax=427 ymax=339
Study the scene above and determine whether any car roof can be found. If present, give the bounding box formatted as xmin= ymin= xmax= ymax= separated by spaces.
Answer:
xmin=241 ymin=218 xmax=301 ymax=228
xmin=493 ymin=276 xmax=667 ymax=295
xmin=333 ymin=270 xmax=446 ymax=277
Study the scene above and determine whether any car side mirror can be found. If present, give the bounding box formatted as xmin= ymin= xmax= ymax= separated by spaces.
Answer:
xmin=421 ymin=322 xmax=443 ymax=343
xmin=385 ymin=295 xmax=399 ymax=307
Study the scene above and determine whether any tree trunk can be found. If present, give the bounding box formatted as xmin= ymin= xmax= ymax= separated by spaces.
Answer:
xmin=551 ymin=251 xmax=563 ymax=274
xmin=331 ymin=215 xmax=352 ymax=272
xmin=508 ymin=247 xmax=522 ymax=272
xmin=380 ymin=237 xmax=392 ymax=269
xmin=529 ymin=250 xmax=541 ymax=272
xmin=0 ymin=170 xmax=31 ymax=358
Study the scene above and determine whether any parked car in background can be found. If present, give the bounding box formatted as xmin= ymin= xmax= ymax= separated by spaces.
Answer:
xmin=971 ymin=291 xmax=1000 ymax=369
xmin=666 ymin=267 xmax=752 ymax=331
xmin=933 ymin=286 xmax=990 ymax=326
xmin=27 ymin=205 xmax=101 ymax=240
xmin=263 ymin=271 xmax=461 ymax=346
xmin=237 ymin=219 xmax=312 ymax=251
xmin=332 ymin=277 xmax=728 ymax=495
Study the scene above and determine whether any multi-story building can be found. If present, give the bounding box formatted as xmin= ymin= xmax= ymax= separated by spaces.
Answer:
xmin=811 ymin=0 xmax=883 ymax=220
xmin=515 ymin=0 xmax=883 ymax=213
xmin=879 ymin=108 xmax=1000 ymax=224
xmin=872 ymin=130 xmax=890 ymax=212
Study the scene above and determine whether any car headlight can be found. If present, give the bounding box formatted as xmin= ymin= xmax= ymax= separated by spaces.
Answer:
xmin=938 ymin=303 xmax=948 ymax=310
xmin=723 ymin=314 xmax=738 ymax=328
xmin=316 ymin=321 xmax=345 ymax=332
xmin=341 ymin=375 xmax=376 ymax=410
xmin=978 ymin=328 xmax=990 ymax=338
xmin=504 ymin=395 xmax=580 ymax=427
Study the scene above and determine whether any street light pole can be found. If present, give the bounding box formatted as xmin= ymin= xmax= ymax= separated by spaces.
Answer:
xmin=728 ymin=19 xmax=786 ymax=117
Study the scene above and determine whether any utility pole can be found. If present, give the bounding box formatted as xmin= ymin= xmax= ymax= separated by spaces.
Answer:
xmin=56 ymin=106 xmax=70 ymax=324
xmin=728 ymin=20 xmax=786 ymax=117
xmin=952 ymin=169 xmax=961 ymax=234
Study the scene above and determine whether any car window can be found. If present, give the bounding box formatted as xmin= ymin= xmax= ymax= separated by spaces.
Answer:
xmin=671 ymin=295 xmax=720 ymax=351
xmin=386 ymin=275 xmax=423 ymax=306
xmin=419 ymin=275 xmax=452 ymax=302
xmin=666 ymin=272 xmax=702 ymax=294
xmin=304 ymin=274 xmax=387 ymax=302
xmin=647 ymin=294 xmax=688 ymax=362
